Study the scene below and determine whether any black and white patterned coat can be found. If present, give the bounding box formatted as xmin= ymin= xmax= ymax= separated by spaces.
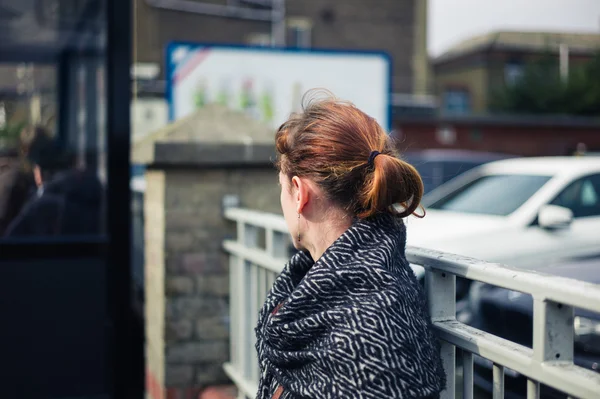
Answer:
xmin=255 ymin=213 xmax=446 ymax=399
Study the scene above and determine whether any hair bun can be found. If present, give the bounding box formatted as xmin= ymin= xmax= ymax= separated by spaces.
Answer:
xmin=275 ymin=90 xmax=424 ymax=219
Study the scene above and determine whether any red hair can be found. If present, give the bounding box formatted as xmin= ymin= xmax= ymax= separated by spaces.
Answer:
xmin=275 ymin=91 xmax=424 ymax=219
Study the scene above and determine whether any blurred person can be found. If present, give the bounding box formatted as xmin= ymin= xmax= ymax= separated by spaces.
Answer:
xmin=0 ymin=125 xmax=47 ymax=235
xmin=255 ymin=92 xmax=446 ymax=399
xmin=574 ymin=142 xmax=587 ymax=157
xmin=4 ymin=131 xmax=103 ymax=237
xmin=0 ymin=148 xmax=23 ymax=234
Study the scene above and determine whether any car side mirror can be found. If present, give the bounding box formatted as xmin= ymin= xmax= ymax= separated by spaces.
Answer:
xmin=538 ymin=205 xmax=573 ymax=230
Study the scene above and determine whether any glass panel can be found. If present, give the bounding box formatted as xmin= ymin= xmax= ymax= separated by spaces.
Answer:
xmin=0 ymin=0 xmax=107 ymax=239
xmin=551 ymin=174 xmax=600 ymax=218
xmin=505 ymin=61 xmax=524 ymax=85
xmin=429 ymin=174 xmax=552 ymax=216
xmin=443 ymin=89 xmax=471 ymax=114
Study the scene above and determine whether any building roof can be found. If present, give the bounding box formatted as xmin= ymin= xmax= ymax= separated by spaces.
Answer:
xmin=434 ymin=30 xmax=600 ymax=64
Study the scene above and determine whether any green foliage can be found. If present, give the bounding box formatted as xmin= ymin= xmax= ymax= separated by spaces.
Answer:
xmin=490 ymin=51 xmax=600 ymax=116
xmin=0 ymin=120 xmax=27 ymax=148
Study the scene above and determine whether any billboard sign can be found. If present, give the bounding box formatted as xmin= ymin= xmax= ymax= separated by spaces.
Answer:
xmin=166 ymin=43 xmax=391 ymax=130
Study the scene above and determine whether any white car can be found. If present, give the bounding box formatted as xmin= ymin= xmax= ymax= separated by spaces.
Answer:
xmin=406 ymin=157 xmax=600 ymax=279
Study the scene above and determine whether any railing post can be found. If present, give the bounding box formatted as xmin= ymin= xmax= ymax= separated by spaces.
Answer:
xmin=229 ymin=253 xmax=240 ymax=371
xmin=493 ymin=364 xmax=504 ymax=399
xmin=266 ymin=226 xmax=289 ymax=257
xmin=426 ymin=269 xmax=456 ymax=399
xmin=265 ymin=229 xmax=288 ymax=292
xmin=234 ymin=221 xmax=249 ymax=387
xmin=532 ymin=297 xmax=574 ymax=363
xmin=242 ymin=223 xmax=261 ymax=384
xmin=462 ymin=352 xmax=473 ymax=399
xmin=527 ymin=379 xmax=540 ymax=399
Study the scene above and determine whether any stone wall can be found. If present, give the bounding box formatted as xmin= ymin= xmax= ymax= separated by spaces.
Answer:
xmin=144 ymin=144 xmax=281 ymax=399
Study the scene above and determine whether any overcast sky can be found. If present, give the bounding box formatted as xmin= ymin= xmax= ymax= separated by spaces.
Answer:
xmin=429 ymin=0 xmax=600 ymax=56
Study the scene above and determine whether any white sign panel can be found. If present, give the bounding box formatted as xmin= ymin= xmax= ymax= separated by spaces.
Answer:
xmin=166 ymin=43 xmax=391 ymax=130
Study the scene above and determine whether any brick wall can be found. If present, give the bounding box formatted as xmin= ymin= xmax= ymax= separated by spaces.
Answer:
xmin=143 ymin=147 xmax=282 ymax=398
xmin=393 ymin=119 xmax=600 ymax=156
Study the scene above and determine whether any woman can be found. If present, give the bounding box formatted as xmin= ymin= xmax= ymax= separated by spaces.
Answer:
xmin=255 ymin=93 xmax=446 ymax=399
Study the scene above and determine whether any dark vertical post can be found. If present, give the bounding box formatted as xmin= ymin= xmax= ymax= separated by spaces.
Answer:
xmin=106 ymin=0 xmax=139 ymax=398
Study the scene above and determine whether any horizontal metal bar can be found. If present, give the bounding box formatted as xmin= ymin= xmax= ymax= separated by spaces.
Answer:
xmin=238 ymin=0 xmax=274 ymax=7
xmin=434 ymin=320 xmax=600 ymax=399
xmin=146 ymin=0 xmax=279 ymax=21
xmin=225 ymin=208 xmax=289 ymax=234
xmin=407 ymin=246 xmax=600 ymax=314
xmin=223 ymin=240 xmax=287 ymax=273
xmin=223 ymin=362 xmax=258 ymax=398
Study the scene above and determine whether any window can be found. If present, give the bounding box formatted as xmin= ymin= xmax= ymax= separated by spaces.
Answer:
xmin=0 ymin=1 xmax=138 ymax=397
xmin=550 ymin=174 xmax=600 ymax=218
xmin=287 ymin=18 xmax=312 ymax=49
xmin=505 ymin=61 xmax=524 ymax=86
xmin=0 ymin=1 xmax=107 ymax=239
xmin=408 ymin=162 xmax=472 ymax=194
xmin=443 ymin=89 xmax=471 ymax=114
xmin=429 ymin=174 xmax=552 ymax=216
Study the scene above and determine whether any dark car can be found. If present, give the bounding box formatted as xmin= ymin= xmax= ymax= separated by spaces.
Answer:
xmin=402 ymin=149 xmax=515 ymax=194
xmin=462 ymin=256 xmax=600 ymax=399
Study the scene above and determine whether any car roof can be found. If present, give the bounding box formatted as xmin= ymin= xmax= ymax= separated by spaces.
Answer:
xmin=480 ymin=156 xmax=600 ymax=176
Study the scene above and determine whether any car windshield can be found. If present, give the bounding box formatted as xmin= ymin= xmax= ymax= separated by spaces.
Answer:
xmin=428 ymin=174 xmax=552 ymax=216
xmin=405 ymin=159 xmax=483 ymax=194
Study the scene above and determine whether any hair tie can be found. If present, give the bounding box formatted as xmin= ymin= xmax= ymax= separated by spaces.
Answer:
xmin=368 ymin=151 xmax=381 ymax=166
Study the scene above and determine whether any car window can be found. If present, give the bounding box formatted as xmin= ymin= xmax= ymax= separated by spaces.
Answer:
xmin=408 ymin=160 xmax=484 ymax=194
xmin=550 ymin=174 xmax=600 ymax=218
xmin=440 ymin=161 xmax=481 ymax=185
xmin=410 ymin=162 xmax=435 ymax=193
xmin=428 ymin=174 xmax=552 ymax=216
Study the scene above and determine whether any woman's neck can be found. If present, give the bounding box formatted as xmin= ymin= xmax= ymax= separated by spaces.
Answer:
xmin=305 ymin=214 xmax=352 ymax=261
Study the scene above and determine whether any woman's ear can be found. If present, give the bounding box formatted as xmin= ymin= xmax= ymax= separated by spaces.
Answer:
xmin=291 ymin=176 xmax=309 ymax=214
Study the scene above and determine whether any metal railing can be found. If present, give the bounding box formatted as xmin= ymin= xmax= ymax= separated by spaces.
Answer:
xmin=222 ymin=208 xmax=600 ymax=399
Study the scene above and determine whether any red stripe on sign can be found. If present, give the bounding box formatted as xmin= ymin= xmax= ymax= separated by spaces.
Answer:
xmin=146 ymin=368 xmax=164 ymax=399
xmin=174 ymin=48 xmax=211 ymax=84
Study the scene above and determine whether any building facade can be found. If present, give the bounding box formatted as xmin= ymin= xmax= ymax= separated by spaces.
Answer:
xmin=133 ymin=0 xmax=429 ymax=96
xmin=433 ymin=31 xmax=600 ymax=115
xmin=393 ymin=114 xmax=600 ymax=156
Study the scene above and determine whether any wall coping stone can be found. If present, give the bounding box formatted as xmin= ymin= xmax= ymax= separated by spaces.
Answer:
xmin=149 ymin=143 xmax=276 ymax=168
